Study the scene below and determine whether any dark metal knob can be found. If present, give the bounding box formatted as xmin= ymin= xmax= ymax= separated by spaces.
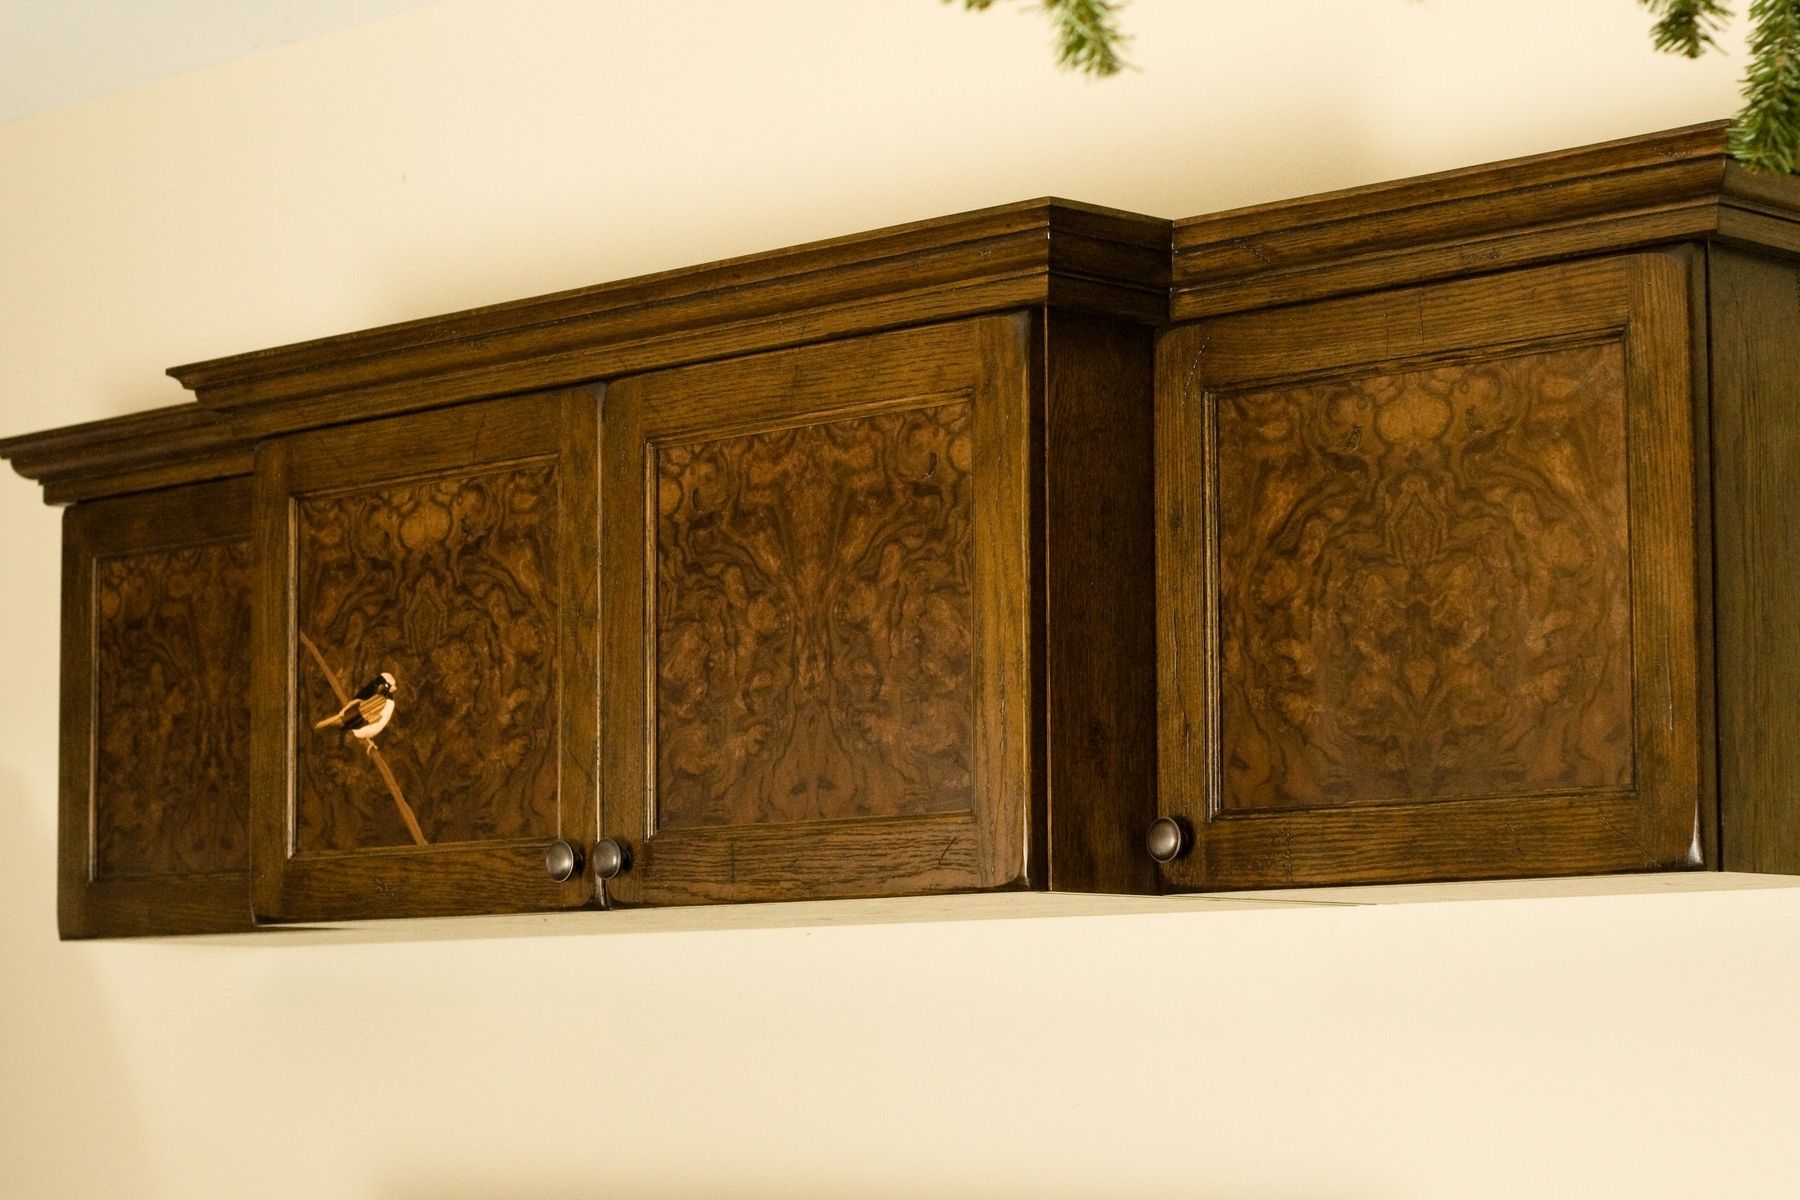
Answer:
xmin=1146 ymin=817 xmax=1188 ymax=864
xmin=545 ymin=839 xmax=582 ymax=882
xmin=592 ymin=837 xmax=631 ymax=880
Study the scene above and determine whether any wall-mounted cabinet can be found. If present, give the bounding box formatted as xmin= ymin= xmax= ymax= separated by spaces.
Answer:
xmin=1151 ymin=121 xmax=1800 ymax=889
xmin=2 ymin=121 xmax=1797 ymax=937
xmin=1 ymin=199 xmax=1166 ymax=934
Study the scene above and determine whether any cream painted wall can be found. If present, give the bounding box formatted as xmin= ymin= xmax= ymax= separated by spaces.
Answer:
xmin=4 ymin=2 xmax=1799 ymax=1196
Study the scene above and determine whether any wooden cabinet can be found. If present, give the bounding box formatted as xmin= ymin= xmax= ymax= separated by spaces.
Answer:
xmin=1154 ymin=253 xmax=1705 ymax=887
xmin=210 ymin=202 xmax=1162 ymax=919
xmin=3 ymin=198 xmax=1166 ymax=934
xmin=250 ymin=389 xmax=601 ymax=921
xmin=1152 ymin=121 xmax=1800 ymax=890
xmin=58 ymin=478 xmax=255 ymax=937
xmin=5 ymin=124 xmax=1800 ymax=934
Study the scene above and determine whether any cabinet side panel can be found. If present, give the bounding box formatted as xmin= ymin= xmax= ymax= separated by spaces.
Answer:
xmin=1710 ymin=248 xmax=1800 ymax=872
xmin=1044 ymin=312 xmax=1157 ymax=893
xmin=57 ymin=510 xmax=96 ymax=937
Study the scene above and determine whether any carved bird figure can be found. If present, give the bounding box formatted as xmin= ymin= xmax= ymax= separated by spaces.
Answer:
xmin=314 ymin=672 xmax=398 ymax=746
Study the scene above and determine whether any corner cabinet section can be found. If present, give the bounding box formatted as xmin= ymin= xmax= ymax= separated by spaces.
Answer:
xmin=598 ymin=315 xmax=1034 ymax=904
xmin=59 ymin=479 xmax=256 ymax=937
xmin=1154 ymin=253 xmax=1706 ymax=888
xmin=250 ymin=388 xmax=601 ymax=921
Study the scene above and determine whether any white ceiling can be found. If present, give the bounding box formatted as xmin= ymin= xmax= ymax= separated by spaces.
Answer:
xmin=0 ymin=0 xmax=445 ymax=125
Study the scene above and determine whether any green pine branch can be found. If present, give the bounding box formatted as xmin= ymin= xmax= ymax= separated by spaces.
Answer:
xmin=1642 ymin=0 xmax=1800 ymax=172
xmin=1644 ymin=0 xmax=1732 ymax=56
xmin=949 ymin=0 xmax=1129 ymax=78
xmin=950 ymin=1 xmax=1800 ymax=174
xmin=1729 ymin=0 xmax=1800 ymax=171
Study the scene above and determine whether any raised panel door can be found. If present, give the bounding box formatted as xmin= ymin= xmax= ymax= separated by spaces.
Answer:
xmin=251 ymin=388 xmax=600 ymax=920
xmin=1155 ymin=253 xmax=1706 ymax=887
xmin=60 ymin=477 xmax=255 ymax=937
xmin=599 ymin=315 xmax=1033 ymax=904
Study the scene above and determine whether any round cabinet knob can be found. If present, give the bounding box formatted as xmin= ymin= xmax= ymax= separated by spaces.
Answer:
xmin=592 ymin=837 xmax=632 ymax=881
xmin=1146 ymin=817 xmax=1189 ymax=864
xmin=545 ymin=839 xmax=583 ymax=883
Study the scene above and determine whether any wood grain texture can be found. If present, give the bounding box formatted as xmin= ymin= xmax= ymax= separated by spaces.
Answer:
xmin=92 ymin=539 xmax=254 ymax=877
xmin=601 ymin=315 xmax=1033 ymax=905
xmin=1215 ymin=341 xmax=1634 ymax=810
xmin=252 ymin=389 xmax=600 ymax=922
xmin=1709 ymin=247 xmax=1800 ymax=872
xmin=653 ymin=401 xmax=976 ymax=830
xmin=294 ymin=460 xmax=560 ymax=851
xmin=1041 ymin=311 xmax=1158 ymax=895
xmin=1157 ymin=253 xmax=1704 ymax=890
xmin=60 ymin=478 xmax=256 ymax=938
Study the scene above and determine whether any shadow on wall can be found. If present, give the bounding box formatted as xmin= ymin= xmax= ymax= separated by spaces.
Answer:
xmin=0 ymin=768 xmax=152 ymax=1195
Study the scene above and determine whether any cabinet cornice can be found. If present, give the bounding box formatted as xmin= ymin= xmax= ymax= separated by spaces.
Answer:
xmin=1171 ymin=120 xmax=1800 ymax=318
xmin=164 ymin=199 xmax=1170 ymax=441
xmin=0 ymin=404 xmax=251 ymax=506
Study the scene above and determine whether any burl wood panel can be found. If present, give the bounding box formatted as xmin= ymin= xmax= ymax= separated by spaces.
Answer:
xmin=1217 ymin=341 xmax=1635 ymax=810
xmin=601 ymin=315 xmax=1030 ymax=905
xmin=294 ymin=460 xmax=561 ymax=852
xmin=653 ymin=401 xmax=976 ymax=830
xmin=91 ymin=539 xmax=253 ymax=878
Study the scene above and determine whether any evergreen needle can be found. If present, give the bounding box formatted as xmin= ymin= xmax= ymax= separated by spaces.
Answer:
xmin=1641 ymin=0 xmax=1800 ymax=172
xmin=949 ymin=0 xmax=1799 ymax=172
xmin=1730 ymin=0 xmax=1800 ymax=172
xmin=1643 ymin=0 xmax=1731 ymax=57
xmin=948 ymin=0 xmax=1129 ymax=78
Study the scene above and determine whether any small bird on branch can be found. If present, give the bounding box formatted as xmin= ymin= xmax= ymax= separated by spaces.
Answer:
xmin=314 ymin=671 xmax=398 ymax=749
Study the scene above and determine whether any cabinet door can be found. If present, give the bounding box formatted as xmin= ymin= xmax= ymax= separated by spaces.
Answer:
xmin=1156 ymin=253 xmax=1704 ymax=888
xmin=60 ymin=478 xmax=255 ymax=937
xmin=599 ymin=315 xmax=1033 ymax=904
xmin=251 ymin=388 xmax=599 ymax=920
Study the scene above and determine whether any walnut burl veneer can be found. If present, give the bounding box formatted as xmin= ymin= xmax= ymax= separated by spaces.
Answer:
xmin=5 ymin=122 xmax=1800 ymax=935
xmin=1216 ymin=338 xmax=1636 ymax=811
xmin=93 ymin=537 xmax=255 ymax=876
xmin=652 ymin=399 xmax=978 ymax=832
xmin=293 ymin=459 xmax=562 ymax=853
